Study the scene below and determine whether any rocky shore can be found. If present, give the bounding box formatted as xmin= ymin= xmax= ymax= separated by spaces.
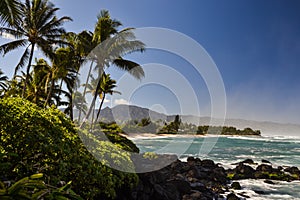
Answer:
xmin=119 ymin=155 xmax=300 ymax=200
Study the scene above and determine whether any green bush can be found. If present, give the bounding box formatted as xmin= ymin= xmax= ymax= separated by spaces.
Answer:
xmin=0 ymin=97 xmax=138 ymax=199
xmin=0 ymin=173 xmax=82 ymax=200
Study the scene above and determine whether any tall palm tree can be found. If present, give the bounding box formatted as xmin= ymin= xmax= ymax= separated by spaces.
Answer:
xmin=63 ymin=31 xmax=96 ymax=121
xmin=95 ymin=73 xmax=120 ymax=122
xmin=44 ymin=48 xmax=78 ymax=108
xmin=0 ymin=0 xmax=21 ymax=26
xmin=0 ymin=0 xmax=72 ymax=97
xmin=80 ymin=10 xmax=145 ymax=127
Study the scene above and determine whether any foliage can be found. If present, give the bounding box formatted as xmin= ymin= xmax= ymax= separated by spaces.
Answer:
xmin=143 ymin=152 xmax=158 ymax=160
xmin=0 ymin=69 xmax=8 ymax=96
xmin=158 ymin=115 xmax=182 ymax=134
xmin=0 ymin=173 xmax=82 ymax=200
xmin=99 ymin=121 xmax=124 ymax=134
xmin=0 ymin=97 xmax=138 ymax=199
xmin=93 ymin=122 xmax=139 ymax=153
xmin=0 ymin=0 xmax=72 ymax=97
xmin=0 ymin=0 xmax=22 ymax=26
xmin=196 ymin=125 xmax=261 ymax=136
xmin=122 ymin=118 xmax=159 ymax=133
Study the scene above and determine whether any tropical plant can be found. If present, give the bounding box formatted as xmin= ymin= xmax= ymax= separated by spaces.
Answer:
xmin=96 ymin=73 xmax=120 ymax=121
xmin=0 ymin=173 xmax=82 ymax=200
xmin=0 ymin=0 xmax=72 ymax=96
xmin=158 ymin=115 xmax=182 ymax=134
xmin=80 ymin=10 xmax=145 ymax=126
xmin=0 ymin=0 xmax=21 ymax=26
xmin=0 ymin=70 xmax=8 ymax=96
xmin=0 ymin=97 xmax=139 ymax=199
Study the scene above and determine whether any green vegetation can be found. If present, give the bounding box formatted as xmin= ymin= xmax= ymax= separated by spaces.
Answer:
xmin=122 ymin=118 xmax=159 ymax=133
xmin=158 ymin=115 xmax=182 ymax=134
xmin=0 ymin=173 xmax=82 ymax=200
xmin=0 ymin=1 xmax=147 ymax=198
xmin=0 ymin=97 xmax=138 ymax=199
xmin=196 ymin=125 xmax=261 ymax=136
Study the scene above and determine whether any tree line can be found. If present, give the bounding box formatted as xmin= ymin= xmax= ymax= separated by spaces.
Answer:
xmin=0 ymin=0 xmax=145 ymax=123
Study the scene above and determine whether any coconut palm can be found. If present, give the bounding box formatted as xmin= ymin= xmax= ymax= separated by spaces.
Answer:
xmin=44 ymin=48 xmax=78 ymax=108
xmin=0 ymin=0 xmax=72 ymax=97
xmin=0 ymin=69 xmax=8 ymax=96
xmin=0 ymin=0 xmax=21 ymax=26
xmin=83 ymin=73 xmax=120 ymax=124
xmin=95 ymin=73 xmax=120 ymax=121
xmin=80 ymin=10 xmax=145 ymax=126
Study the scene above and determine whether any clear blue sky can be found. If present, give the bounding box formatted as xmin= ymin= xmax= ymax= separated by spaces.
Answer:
xmin=1 ymin=0 xmax=300 ymax=124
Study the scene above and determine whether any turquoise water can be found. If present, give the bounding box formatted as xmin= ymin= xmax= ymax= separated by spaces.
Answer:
xmin=132 ymin=135 xmax=300 ymax=199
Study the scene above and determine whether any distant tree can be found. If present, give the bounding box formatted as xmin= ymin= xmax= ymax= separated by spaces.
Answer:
xmin=158 ymin=115 xmax=182 ymax=134
xmin=96 ymin=73 xmax=120 ymax=121
xmin=139 ymin=118 xmax=151 ymax=127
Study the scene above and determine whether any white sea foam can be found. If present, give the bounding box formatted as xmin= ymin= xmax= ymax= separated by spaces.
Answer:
xmin=231 ymin=179 xmax=300 ymax=200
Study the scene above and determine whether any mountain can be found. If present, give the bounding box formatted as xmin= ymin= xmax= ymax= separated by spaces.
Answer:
xmin=80 ymin=104 xmax=300 ymax=135
xmin=99 ymin=105 xmax=166 ymax=122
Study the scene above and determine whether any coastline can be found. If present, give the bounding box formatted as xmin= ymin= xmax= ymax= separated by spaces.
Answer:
xmin=121 ymin=132 xmax=264 ymax=140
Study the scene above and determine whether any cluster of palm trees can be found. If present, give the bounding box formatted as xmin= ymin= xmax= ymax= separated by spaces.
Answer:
xmin=0 ymin=0 xmax=145 ymax=122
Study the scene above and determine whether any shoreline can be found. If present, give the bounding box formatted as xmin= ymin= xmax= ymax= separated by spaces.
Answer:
xmin=121 ymin=132 xmax=263 ymax=140
xmin=121 ymin=132 xmax=300 ymax=140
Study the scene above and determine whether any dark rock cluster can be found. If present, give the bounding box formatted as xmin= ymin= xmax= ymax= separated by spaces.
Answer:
xmin=125 ymin=155 xmax=230 ymax=200
xmin=228 ymin=159 xmax=300 ymax=181
xmin=118 ymin=156 xmax=300 ymax=200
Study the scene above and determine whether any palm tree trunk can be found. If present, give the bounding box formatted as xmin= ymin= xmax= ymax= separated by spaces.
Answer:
xmin=96 ymin=92 xmax=106 ymax=122
xmin=22 ymin=43 xmax=35 ymax=97
xmin=44 ymin=79 xmax=54 ymax=107
xmin=78 ymin=60 xmax=94 ymax=122
xmin=69 ymin=90 xmax=74 ymax=121
xmin=80 ymin=78 xmax=101 ymax=128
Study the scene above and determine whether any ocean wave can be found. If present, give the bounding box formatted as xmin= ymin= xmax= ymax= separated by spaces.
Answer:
xmin=227 ymin=135 xmax=300 ymax=143
xmin=234 ymin=179 xmax=300 ymax=200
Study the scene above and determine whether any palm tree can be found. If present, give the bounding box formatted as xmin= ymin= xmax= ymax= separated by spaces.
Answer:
xmin=95 ymin=73 xmax=120 ymax=121
xmin=0 ymin=0 xmax=72 ymax=97
xmin=0 ymin=69 xmax=8 ymax=96
xmin=0 ymin=0 xmax=21 ymax=26
xmin=80 ymin=10 xmax=145 ymax=127
xmin=44 ymin=48 xmax=78 ymax=108
xmin=63 ymin=31 xmax=96 ymax=121
xmin=66 ymin=91 xmax=87 ymax=121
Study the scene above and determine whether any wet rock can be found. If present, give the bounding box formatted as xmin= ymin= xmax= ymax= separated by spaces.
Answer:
xmin=264 ymin=180 xmax=275 ymax=184
xmin=231 ymin=182 xmax=241 ymax=190
xmin=256 ymin=164 xmax=273 ymax=172
xmin=187 ymin=157 xmax=196 ymax=166
xmin=284 ymin=166 xmax=300 ymax=175
xmin=262 ymin=159 xmax=271 ymax=164
xmin=167 ymin=179 xmax=191 ymax=195
xmin=129 ymin=157 xmax=228 ymax=200
xmin=254 ymin=190 xmax=265 ymax=194
xmin=232 ymin=163 xmax=255 ymax=179
xmin=241 ymin=158 xmax=255 ymax=164
xmin=227 ymin=193 xmax=240 ymax=200
xmin=201 ymin=159 xmax=215 ymax=168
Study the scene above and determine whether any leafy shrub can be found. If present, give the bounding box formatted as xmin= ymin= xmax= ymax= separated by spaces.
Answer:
xmin=0 ymin=97 xmax=138 ymax=199
xmin=0 ymin=173 xmax=82 ymax=200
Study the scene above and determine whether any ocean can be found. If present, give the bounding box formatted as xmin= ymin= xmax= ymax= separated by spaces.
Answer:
xmin=131 ymin=135 xmax=300 ymax=200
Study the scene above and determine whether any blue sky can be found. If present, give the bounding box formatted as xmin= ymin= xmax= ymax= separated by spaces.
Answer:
xmin=1 ymin=0 xmax=300 ymax=124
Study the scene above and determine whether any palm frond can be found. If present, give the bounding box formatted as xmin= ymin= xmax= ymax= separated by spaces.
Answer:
xmin=0 ymin=0 xmax=22 ymax=26
xmin=113 ymin=58 xmax=145 ymax=80
xmin=0 ymin=39 xmax=27 ymax=55
xmin=15 ymin=46 xmax=30 ymax=75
